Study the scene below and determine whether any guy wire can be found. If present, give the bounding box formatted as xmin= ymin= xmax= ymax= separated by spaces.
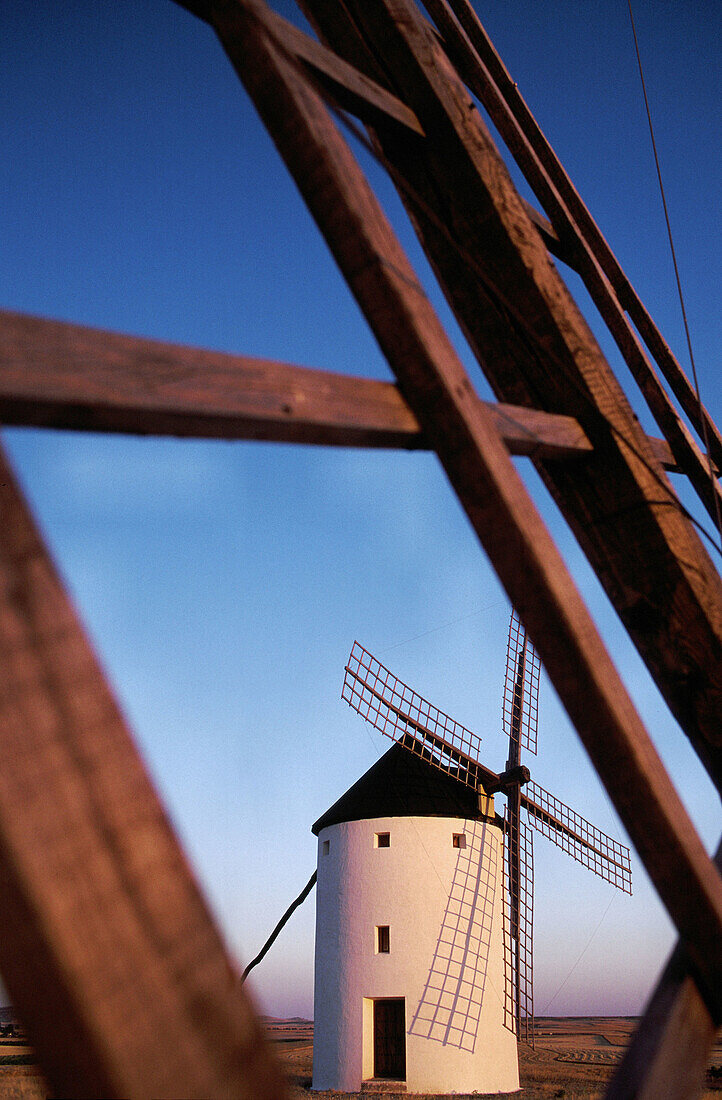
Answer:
xmin=627 ymin=0 xmax=722 ymax=546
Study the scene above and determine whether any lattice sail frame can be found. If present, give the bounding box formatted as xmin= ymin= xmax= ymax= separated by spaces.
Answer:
xmin=502 ymin=608 xmax=541 ymax=756
xmin=503 ymin=808 xmax=534 ymax=1043
xmin=343 ymin=641 xmax=487 ymax=787
xmin=524 ymin=781 xmax=633 ymax=894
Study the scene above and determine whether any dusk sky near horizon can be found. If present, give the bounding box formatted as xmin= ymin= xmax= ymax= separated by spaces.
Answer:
xmin=2 ymin=0 xmax=720 ymax=1023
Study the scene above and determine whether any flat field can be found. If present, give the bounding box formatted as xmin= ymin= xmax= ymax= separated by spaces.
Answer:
xmin=275 ymin=1017 xmax=722 ymax=1099
xmin=1 ymin=1018 xmax=720 ymax=1097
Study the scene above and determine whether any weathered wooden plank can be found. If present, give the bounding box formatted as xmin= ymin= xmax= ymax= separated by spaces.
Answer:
xmin=0 ymin=309 xmax=424 ymax=449
xmin=170 ymin=5 xmax=644 ymax=290
xmin=262 ymin=7 xmax=424 ymax=134
xmin=422 ymin=0 xmax=722 ymax=530
xmin=490 ymin=401 xmax=593 ymax=462
xmin=299 ymin=0 xmax=722 ymax=795
xmin=0 ymin=308 xmax=684 ymax=469
xmin=175 ymin=0 xmax=423 ymax=133
xmin=211 ymin=0 xmax=722 ymax=999
xmin=606 ymin=955 xmax=716 ymax=1100
xmin=438 ymin=0 xmax=722 ymax=474
xmin=519 ymin=197 xmax=570 ymax=263
xmin=608 ymin=955 xmax=716 ymax=1100
xmin=646 ymin=435 xmax=708 ymax=476
xmin=0 ymin=442 xmax=285 ymax=1098
xmin=606 ymin=841 xmax=722 ymax=1099
xmin=0 ymin=308 xmax=608 ymax=460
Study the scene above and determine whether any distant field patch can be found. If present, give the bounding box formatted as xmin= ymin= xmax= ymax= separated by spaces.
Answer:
xmin=556 ymin=1049 xmax=622 ymax=1065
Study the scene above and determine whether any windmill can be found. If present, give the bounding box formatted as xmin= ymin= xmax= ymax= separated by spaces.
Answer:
xmin=342 ymin=611 xmax=633 ymax=1043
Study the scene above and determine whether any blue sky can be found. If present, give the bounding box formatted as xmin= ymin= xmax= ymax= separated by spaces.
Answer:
xmin=2 ymin=1 xmax=720 ymax=1020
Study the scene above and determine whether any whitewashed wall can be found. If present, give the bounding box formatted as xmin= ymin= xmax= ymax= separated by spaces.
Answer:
xmin=312 ymin=814 xmax=519 ymax=1094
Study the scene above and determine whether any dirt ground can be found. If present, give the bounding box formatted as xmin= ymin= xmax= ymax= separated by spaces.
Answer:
xmin=275 ymin=1017 xmax=722 ymax=1100
xmin=0 ymin=1018 xmax=720 ymax=1097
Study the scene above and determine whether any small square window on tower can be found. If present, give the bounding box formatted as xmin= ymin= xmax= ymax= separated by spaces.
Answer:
xmin=452 ymin=833 xmax=466 ymax=849
xmin=376 ymin=925 xmax=390 ymax=954
xmin=375 ymin=832 xmax=390 ymax=848
xmin=322 ymin=839 xmax=330 ymax=856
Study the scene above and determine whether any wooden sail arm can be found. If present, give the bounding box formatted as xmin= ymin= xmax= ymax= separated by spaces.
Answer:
xmin=294 ymin=0 xmax=722 ymax=794
xmin=0 ymin=442 xmax=286 ymax=1098
xmin=343 ymin=664 xmax=499 ymax=791
xmin=171 ymin=1 xmax=722 ymax=502
xmin=522 ymin=782 xmax=632 ymax=892
xmin=214 ymin=0 xmax=721 ymax=996
xmin=342 ymin=646 xmax=498 ymax=792
xmin=502 ymin=609 xmax=541 ymax=757
xmin=606 ymin=838 xmax=722 ymax=1097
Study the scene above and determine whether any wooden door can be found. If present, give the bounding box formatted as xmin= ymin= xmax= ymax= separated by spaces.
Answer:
xmin=373 ymin=998 xmax=406 ymax=1080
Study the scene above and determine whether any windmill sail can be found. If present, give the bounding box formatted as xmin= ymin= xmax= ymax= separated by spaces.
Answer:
xmin=342 ymin=638 xmax=632 ymax=1049
xmin=503 ymin=807 xmax=534 ymax=1043
xmin=523 ymin=781 xmax=632 ymax=894
xmin=502 ymin=608 xmax=540 ymax=757
xmin=343 ymin=641 xmax=493 ymax=790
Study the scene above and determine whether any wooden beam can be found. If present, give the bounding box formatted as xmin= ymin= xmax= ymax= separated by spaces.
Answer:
xmin=175 ymin=0 xmax=424 ymax=134
xmin=300 ymin=0 xmax=722 ymax=795
xmin=424 ymin=0 xmax=722 ymax=531
xmin=0 ymin=442 xmax=285 ymax=1098
xmin=436 ymin=0 xmax=722 ymax=475
xmin=176 ymin=0 xmax=690 ymax=353
xmin=519 ymin=198 xmax=571 ymax=263
xmin=608 ymin=953 xmax=717 ymax=1100
xmin=2 ymin=309 xmax=689 ymax=471
xmin=490 ymin=400 xmax=592 ymax=462
xmin=211 ymin=0 xmax=722 ymax=1001
xmin=177 ymin=0 xmax=577 ymax=265
xmin=0 ymin=308 xmax=600 ymax=459
xmin=0 ymin=309 xmax=424 ymax=449
xmin=262 ymin=7 xmax=424 ymax=134
xmin=606 ymin=840 xmax=722 ymax=1099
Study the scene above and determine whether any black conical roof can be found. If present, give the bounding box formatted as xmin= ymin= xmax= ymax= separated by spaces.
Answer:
xmin=312 ymin=742 xmax=493 ymax=834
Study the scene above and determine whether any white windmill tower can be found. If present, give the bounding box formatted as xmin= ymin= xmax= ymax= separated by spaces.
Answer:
xmin=311 ymin=613 xmax=632 ymax=1094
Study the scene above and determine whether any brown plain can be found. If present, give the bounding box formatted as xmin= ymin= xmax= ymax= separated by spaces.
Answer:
xmin=3 ymin=1017 xmax=722 ymax=1097
xmin=272 ymin=1017 xmax=722 ymax=1099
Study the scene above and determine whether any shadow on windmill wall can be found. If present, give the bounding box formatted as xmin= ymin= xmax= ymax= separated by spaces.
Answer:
xmin=409 ymin=818 xmax=499 ymax=1053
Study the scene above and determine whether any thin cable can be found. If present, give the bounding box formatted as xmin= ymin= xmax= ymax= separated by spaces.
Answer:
xmin=379 ymin=599 xmax=504 ymax=654
xmin=627 ymin=0 xmax=722 ymax=546
xmin=539 ymin=895 xmax=615 ymax=1016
